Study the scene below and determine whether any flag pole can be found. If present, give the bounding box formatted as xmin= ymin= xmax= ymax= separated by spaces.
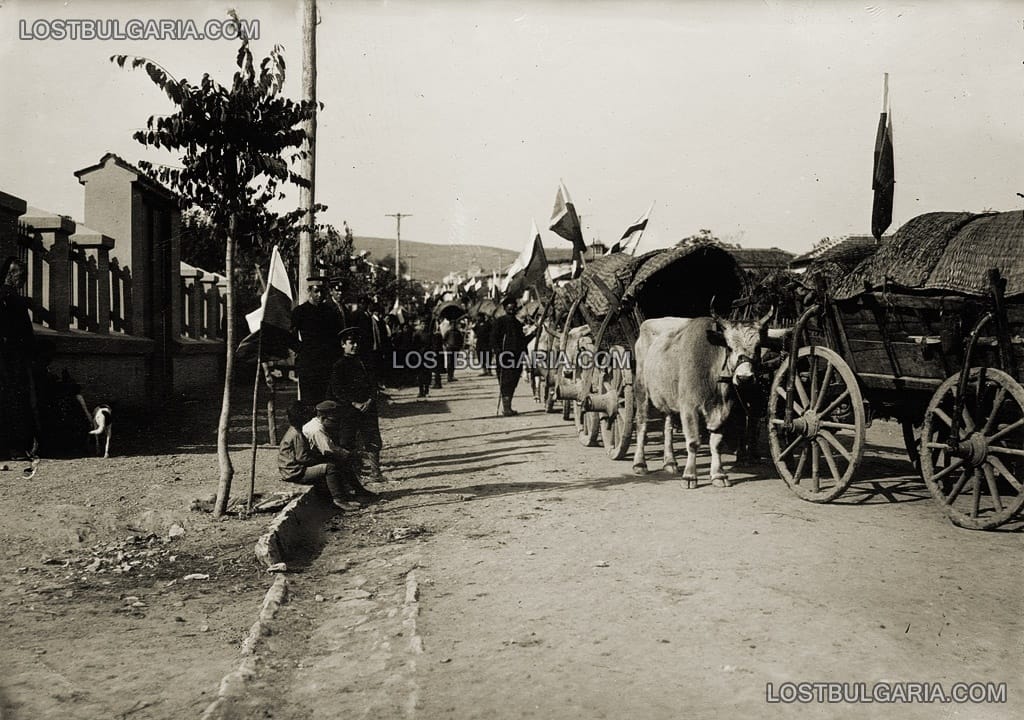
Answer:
xmin=246 ymin=332 xmax=263 ymax=516
xmin=882 ymin=72 xmax=889 ymax=113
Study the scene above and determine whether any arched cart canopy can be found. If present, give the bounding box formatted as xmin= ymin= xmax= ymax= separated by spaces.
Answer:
xmin=621 ymin=244 xmax=746 ymax=319
xmin=831 ymin=211 xmax=1024 ymax=300
xmin=432 ymin=300 xmax=466 ymax=321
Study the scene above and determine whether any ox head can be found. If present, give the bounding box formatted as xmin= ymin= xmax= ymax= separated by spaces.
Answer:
xmin=707 ymin=305 xmax=774 ymax=386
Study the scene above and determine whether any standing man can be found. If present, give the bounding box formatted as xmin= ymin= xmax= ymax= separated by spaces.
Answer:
xmin=410 ymin=316 xmax=433 ymax=398
xmin=327 ymin=280 xmax=348 ymax=329
xmin=329 ymin=327 xmax=389 ymax=484
xmin=473 ymin=312 xmax=493 ymax=375
xmin=490 ymin=296 xmax=529 ymax=417
xmin=291 ymin=278 xmax=343 ymax=405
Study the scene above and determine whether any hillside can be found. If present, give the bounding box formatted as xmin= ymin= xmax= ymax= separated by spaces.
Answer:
xmin=352 ymin=236 xmax=519 ymax=283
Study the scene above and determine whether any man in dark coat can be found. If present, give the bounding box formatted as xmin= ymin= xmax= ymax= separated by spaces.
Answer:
xmin=473 ymin=312 xmax=493 ymax=375
xmin=291 ymin=279 xmax=343 ymax=405
xmin=410 ymin=316 xmax=433 ymax=398
xmin=329 ymin=327 xmax=388 ymax=483
xmin=490 ymin=296 xmax=529 ymax=416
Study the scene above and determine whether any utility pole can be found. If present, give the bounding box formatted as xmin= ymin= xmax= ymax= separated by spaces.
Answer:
xmin=297 ymin=0 xmax=317 ymax=302
xmin=385 ymin=212 xmax=412 ymax=290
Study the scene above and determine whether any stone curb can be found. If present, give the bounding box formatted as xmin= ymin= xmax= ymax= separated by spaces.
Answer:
xmin=201 ymin=486 xmax=330 ymax=720
xmin=254 ymin=485 xmax=333 ymax=570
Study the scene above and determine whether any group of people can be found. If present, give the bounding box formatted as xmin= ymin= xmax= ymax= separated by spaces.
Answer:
xmin=284 ymin=278 xmax=391 ymax=510
xmin=282 ymin=282 xmax=533 ymax=508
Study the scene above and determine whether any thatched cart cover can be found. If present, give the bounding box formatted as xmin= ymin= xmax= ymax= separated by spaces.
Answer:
xmin=831 ymin=211 xmax=1024 ymax=300
xmin=621 ymin=244 xmax=746 ymax=318
xmin=574 ymin=252 xmax=645 ymax=319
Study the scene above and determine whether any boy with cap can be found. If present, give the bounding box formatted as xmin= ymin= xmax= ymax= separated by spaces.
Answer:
xmin=278 ymin=399 xmax=377 ymax=510
xmin=329 ymin=327 xmax=390 ymax=483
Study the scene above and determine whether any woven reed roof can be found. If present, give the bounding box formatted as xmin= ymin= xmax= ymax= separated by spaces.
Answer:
xmin=575 ymin=252 xmax=645 ymax=318
xmin=621 ymin=244 xmax=745 ymax=308
xmin=831 ymin=211 xmax=1024 ymax=300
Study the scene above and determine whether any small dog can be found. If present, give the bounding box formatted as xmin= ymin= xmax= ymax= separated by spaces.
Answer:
xmin=88 ymin=405 xmax=113 ymax=458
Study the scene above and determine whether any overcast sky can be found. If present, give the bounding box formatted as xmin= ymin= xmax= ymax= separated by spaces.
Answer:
xmin=2 ymin=0 xmax=1022 ymax=258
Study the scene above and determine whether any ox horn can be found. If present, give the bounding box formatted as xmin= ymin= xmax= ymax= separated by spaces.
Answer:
xmin=709 ymin=296 xmax=723 ymax=324
xmin=758 ymin=305 xmax=776 ymax=327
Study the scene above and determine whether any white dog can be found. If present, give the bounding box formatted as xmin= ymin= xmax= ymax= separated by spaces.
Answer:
xmin=88 ymin=405 xmax=113 ymax=458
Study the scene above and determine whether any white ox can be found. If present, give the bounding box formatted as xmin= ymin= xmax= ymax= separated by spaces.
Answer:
xmin=631 ymin=310 xmax=772 ymax=487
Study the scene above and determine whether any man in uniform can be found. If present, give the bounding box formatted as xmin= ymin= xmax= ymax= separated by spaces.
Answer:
xmin=490 ymin=296 xmax=529 ymax=417
xmin=291 ymin=278 xmax=343 ymax=405
xmin=329 ymin=327 xmax=389 ymax=483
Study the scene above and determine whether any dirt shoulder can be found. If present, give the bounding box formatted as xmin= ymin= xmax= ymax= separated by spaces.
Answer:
xmin=0 ymin=387 xmax=308 ymax=720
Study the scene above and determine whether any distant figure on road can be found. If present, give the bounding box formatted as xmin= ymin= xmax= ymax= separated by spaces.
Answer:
xmin=490 ymin=296 xmax=529 ymax=417
xmin=411 ymin=316 xmax=433 ymax=398
xmin=473 ymin=312 xmax=493 ymax=375
xmin=291 ymin=279 xmax=342 ymax=405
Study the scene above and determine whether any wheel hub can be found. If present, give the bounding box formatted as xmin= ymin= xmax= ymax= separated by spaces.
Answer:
xmin=952 ymin=432 xmax=988 ymax=468
xmin=791 ymin=410 xmax=821 ymax=438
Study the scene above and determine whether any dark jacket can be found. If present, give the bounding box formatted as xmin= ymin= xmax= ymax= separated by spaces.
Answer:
xmin=291 ymin=301 xmax=342 ymax=370
xmin=329 ymin=353 xmax=376 ymax=409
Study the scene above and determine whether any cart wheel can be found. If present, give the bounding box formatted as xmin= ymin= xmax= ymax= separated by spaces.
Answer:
xmin=901 ymin=419 xmax=922 ymax=476
xmin=768 ymin=346 xmax=866 ymax=502
xmin=541 ymin=371 xmax=557 ymax=413
xmin=573 ymin=366 xmax=600 ymax=447
xmin=599 ymin=350 xmax=634 ymax=460
xmin=920 ymin=368 xmax=1024 ymax=530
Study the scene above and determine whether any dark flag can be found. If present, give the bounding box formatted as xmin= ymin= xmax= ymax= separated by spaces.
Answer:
xmin=549 ymin=180 xmax=586 ymax=277
xmin=503 ymin=221 xmax=550 ymax=299
xmin=872 ymin=76 xmax=895 ymax=242
xmin=607 ymin=202 xmax=653 ymax=255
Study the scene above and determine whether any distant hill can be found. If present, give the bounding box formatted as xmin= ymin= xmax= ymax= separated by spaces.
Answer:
xmin=352 ymin=236 xmax=519 ymax=283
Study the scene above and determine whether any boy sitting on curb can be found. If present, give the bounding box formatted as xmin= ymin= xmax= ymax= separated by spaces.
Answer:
xmin=278 ymin=400 xmax=379 ymax=511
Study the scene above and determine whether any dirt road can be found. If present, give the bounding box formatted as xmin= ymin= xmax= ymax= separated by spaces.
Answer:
xmin=237 ymin=372 xmax=1021 ymax=720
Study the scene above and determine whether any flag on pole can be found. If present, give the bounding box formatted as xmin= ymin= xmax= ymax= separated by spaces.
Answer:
xmin=871 ymin=74 xmax=895 ymax=242
xmin=607 ymin=202 xmax=654 ymax=255
xmin=502 ymin=221 xmax=550 ymax=298
xmin=238 ymin=246 xmax=294 ymax=360
xmin=390 ymin=296 xmax=404 ymax=323
xmin=549 ymin=180 xmax=586 ymax=277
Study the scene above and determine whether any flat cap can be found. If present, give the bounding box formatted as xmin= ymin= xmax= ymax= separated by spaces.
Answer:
xmin=314 ymin=400 xmax=340 ymax=414
xmin=337 ymin=326 xmax=362 ymax=341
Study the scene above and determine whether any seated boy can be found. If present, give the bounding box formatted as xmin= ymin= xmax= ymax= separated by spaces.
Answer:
xmin=278 ymin=400 xmax=377 ymax=510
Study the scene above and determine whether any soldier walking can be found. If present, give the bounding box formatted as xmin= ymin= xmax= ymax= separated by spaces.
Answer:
xmin=490 ymin=296 xmax=529 ymax=417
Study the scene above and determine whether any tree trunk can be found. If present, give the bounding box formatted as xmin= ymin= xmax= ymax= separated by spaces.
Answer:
xmin=214 ymin=216 xmax=237 ymax=517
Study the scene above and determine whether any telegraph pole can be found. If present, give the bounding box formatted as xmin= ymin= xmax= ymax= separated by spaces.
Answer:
xmin=297 ymin=0 xmax=317 ymax=302
xmin=385 ymin=212 xmax=412 ymax=289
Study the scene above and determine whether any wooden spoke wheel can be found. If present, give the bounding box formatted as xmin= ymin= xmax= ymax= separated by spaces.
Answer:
xmin=901 ymin=419 xmax=923 ymax=476
xmin=768 ymin=346 xmax=866 ymax=502
xmin=541 ymin=370 xmax=558 ymax=413
xmin=920 ymin=367 xmax=1024 ymax=530
xmin=573 ymin=366 xmax=600 ymax=447
xmin=598 ymin=347 xmax=634 ymax=460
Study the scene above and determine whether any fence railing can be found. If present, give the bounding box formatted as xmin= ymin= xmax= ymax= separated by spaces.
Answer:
xmin=180 ymin=270 xmax=225 ymax=340
xmin=17 ymin=221 xmax=227 ymax=342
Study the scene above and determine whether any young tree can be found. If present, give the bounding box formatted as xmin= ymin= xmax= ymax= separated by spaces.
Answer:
xmin=113 ymin=15 xmax=318 ymax=516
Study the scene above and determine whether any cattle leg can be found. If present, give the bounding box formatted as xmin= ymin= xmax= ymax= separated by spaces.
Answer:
xmin=632 ymin=401 xmax=649 ymax=475
xmin=662 ymin=415 xmax=678 ymax=475
xmin=709 ymin=430 xmax=730 ymax=487
xmin=680 ymin=410 xmax=699 ymax=489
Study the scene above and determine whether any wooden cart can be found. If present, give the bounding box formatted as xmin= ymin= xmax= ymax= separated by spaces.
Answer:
xmin=769 ymin=210 xmax=1024 ymax=529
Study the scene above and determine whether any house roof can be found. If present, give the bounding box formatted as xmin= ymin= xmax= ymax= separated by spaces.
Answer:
xmin=728 ymin=247 xmax=796 ymax=269
xmin=74 ymin=153 xmax=177 ymax=200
